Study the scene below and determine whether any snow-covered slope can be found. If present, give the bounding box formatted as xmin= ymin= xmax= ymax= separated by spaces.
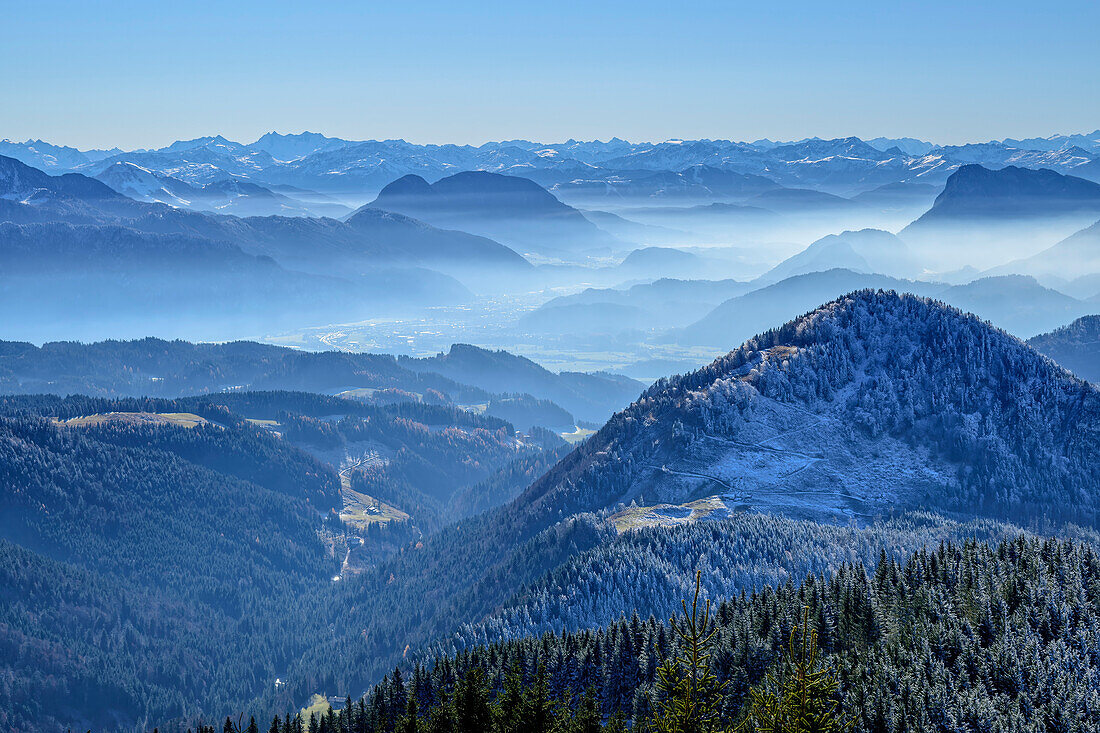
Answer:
xmin=513 ymin=290 xmax=1100 ymax=528
xmin=95 ymin=162 xmax=202 ymax=207
xmin=1002 ymin=130 xmax=1100 ymax=156
xmin=95 ymin=163 xmax=327 ymax=216
xmin=248 ymin=131 xmax=353 ymax=162
xmin=0 ymin=154 xmax=127 ymax=205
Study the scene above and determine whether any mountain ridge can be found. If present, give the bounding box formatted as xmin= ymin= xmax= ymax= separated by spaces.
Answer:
xmin=0 ymin=154 xmax=531 ymax=275
xmin=907 ymin=164 xmax=1100 ymax=222
xmin=900 ymin=164 xmax=1100 ymax=269
xmin=7 ymin=132 xmax=1096 ymax=204
xmin=518 ymin=289 xmax=1100 ymax=529
xmin=367 ymin=170 xmax=622 ymax=255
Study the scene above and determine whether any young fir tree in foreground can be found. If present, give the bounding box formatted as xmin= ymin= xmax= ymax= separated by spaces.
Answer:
xmin=736 ymin=606 xmax=852 ymax=733
xmin=650 ymin=570 xmax=730 ymax=733
xmin=648 ymin=573 xmax=848 ymax=733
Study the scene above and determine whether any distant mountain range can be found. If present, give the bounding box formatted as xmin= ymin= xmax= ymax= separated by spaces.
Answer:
xmin=907 ymin=164 xmax=1100 ymax=221
xmin=398 ymin=344 xmax=643 ymax=424
xmin=849 ymin=181 xmax=941 ymax=210
xmin=2 ymin=131 xmax=1097 ymax=207
xmin=0 ymin=154 xmax=529 ymax=272
xmin=543 ymin=164 xmax=781 ymax=205
xmin=94 ymin=161 xmax=352 ymax=218
xmin=745 ymin=187 xmax=858 ymax=213
xmin=517 ymin=259 xmax=1098 ymax=348
xmin=0 ymin=161 xmax=477 ymax=341
xmin=614 ymin=246 xmax=718 ymax=278
xmin=523 ymin=278 xmax=753 ymax=337
xmin=0 ymin=154 xmax=540 ymax=340
xmin=994 ymin=219 xmax=1100 ymax=283
xmin=674 ymin=270 xmax=943 ymax=347
xmin=9 ymin=129 xmax=1100 ymax=269
xmin=12 ymin=142 xmax=1100 ymax=350
xmin=938 ymin=275 xmax=1095 ymax=337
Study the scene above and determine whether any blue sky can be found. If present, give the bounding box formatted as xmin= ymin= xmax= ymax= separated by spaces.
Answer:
xmin=3 ymin=0 xmax=1098 ymax=150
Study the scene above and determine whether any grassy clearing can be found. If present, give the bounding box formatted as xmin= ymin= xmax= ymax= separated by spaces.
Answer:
xmin=57 ymin=412 xmax=210 ymax=429
xmin=340 ymin=485 xmax=409 ymax=528
xmin=335 ymin=387 xmax=378 ymax=399
xmin=560 ymin=425 xmax=597 ymax=444
xmin=300 ymin=694 xmax=331 ymax=723
xmin=609 ymin=495 xmax=731 ymax=533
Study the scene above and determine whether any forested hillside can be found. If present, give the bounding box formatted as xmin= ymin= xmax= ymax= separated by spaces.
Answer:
xmin=0 ymin=390 xmax=565 ymax=732
xmin=1028 ymin=315 xmax=1100 ymax=383
xmin=0 ymin=399 xmax=339 ymax=731
xmin=0 ymin=338 xmax=480 ymax=399
xmin=209 ymin=535 xmax=1100 ymax=733
xmin=0 ymin=337 xmax=639 ymax=429
xmin=449 ymin=512 xmax=1039 ymax=647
